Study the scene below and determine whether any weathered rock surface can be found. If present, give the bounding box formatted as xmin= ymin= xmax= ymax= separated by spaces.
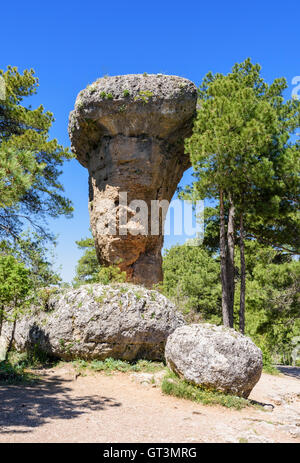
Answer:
xmin=165 ymin=323 xmax=263 ymax=398
xmin=1 ymin=284 xmax=184 ymax=361
xmin=68 ymin=74 xmax=197 ymax=286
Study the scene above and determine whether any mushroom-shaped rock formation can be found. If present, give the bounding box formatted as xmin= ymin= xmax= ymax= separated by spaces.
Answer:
xmin=69 ymin=74 xmax=198 ymax=286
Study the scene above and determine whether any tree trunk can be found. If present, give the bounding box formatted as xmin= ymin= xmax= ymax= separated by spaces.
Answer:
xmin=239 ymin=213 xmax=246 ymax=334
xmin=220 ymin=190 xmax=230 ymax=327
xmin=227 ymin=193 xmax=235 ymax=327
xmin=6 ymin=314 xmax=17 ymax=360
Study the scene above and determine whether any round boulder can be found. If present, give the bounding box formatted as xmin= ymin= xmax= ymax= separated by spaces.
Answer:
xmin=165 ymin=323 xmax=263 ymax=398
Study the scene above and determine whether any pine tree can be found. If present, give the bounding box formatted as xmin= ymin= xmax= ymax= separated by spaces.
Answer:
xmin=0 ymin=66 xmax=73 ymax=239
xmin=185 ymin=58 xmax=300 ymax=330
xmin=0 ymin=146 xmax=45 ymax=210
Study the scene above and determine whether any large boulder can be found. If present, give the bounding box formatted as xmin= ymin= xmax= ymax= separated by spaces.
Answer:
xmin=165 ymin=323 xmax=263 ymax=398
xmin=1 ymin=284 xmax=184 ymax=361
xmin=68 ymin=74 xmax=198 ymax=287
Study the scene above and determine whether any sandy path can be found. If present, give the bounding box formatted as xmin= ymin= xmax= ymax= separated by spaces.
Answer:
xmin=0 ymin=365 xmax=299 ymax=443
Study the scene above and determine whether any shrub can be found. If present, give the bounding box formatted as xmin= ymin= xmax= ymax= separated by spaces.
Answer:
xmin=97 ymin=265 xmax=126 ymax=285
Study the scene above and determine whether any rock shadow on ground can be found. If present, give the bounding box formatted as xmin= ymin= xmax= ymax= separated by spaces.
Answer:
xmin=0 ymin=373 xmax=121 ymax=433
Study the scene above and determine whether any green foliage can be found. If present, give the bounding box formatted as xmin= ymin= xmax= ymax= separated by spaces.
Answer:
xmin=0 ymin=232 xmax=61 ymax=289
xmin=0 ymin=350 xmax=54 ymax=384
xmin=99 ymin=91 xmax=114 ymax=100
xmin=0 ymin=359 xmax=36 ymax=384
xmin=0 ymin=232 xmax=61 ymax=359
xmin=0 ymin=254 xmax=33 ymax=325
xmin=186 ymin=60 xmax=279 ymax=199
xmin=73 ymin=234 xmax=101 ymax=286
xmin=185 ymin=57 xmax=300 ymax=253
xmin=0 ymin=146 xmax=45 ymax=209
xmin=73 ymin=233 xmax=126 ymax=286
xmin=162 ymin=242 xmax=299 ymax=364
xmin=184 ymin=57 xmax=299 ymax=330
xmin=71 ymin=358 xmax=164 ymax=374
xmin=134 ymin=90 xmax=153 ymax=103
xmin=0 ymin=232 xmax=61 ymax=322
xmin=237 ymin=242 xmax=300 ymax=364
xmin=37 ymin=287 xmax=60 ymax=311
xmin=123 ymin=89 xmax=130 ymax=97
xmin=162 ymin=244 xmax=221 ymax=322
xmin=161 ymin=370 xmax=250 ymax=409
xmin=0 ymin=66 xmax=73 ymax=240
xmin=11 ymin=347 xmax=54 ymax=368
xmin=97 ymin=265 xmax=126 ymax=285
xmin=131 ymin=289 xmax=143 ymax=301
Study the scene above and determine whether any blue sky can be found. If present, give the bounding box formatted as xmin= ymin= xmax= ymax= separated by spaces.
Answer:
xmin=1 ymin=0 xmax=299 ymax=281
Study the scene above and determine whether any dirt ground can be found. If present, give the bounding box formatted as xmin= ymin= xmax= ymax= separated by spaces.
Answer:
xmin=0 ymin=364 xmax=299 ymax=443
